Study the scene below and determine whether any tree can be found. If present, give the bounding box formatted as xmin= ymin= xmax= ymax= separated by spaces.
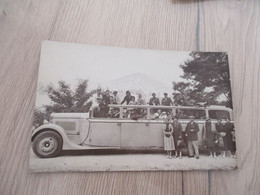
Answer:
xmin=173 ymin=52 xmax=233 ymax=108
xmin=33 ymin=79 xmax=93 ymax=127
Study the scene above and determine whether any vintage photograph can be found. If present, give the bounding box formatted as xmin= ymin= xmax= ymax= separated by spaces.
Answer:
xmin=30 ymin=41 xmax=237 ymax=172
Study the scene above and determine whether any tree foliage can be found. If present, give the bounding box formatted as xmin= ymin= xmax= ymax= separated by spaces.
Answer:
xmin=173 ymin=52 xmax=233 ymax=108
xmin=33 ymin=79 xmax=93 ymax=127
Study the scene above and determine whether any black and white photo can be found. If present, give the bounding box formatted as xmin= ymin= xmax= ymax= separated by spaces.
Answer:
xmin=30 ymin=41 xmax=237 ymax=172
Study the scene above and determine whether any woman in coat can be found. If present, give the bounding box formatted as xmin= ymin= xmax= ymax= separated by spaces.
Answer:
xmin=224 ymin=119 xmax=236 ymax=158
xmin=172 ymin=117 xmax=184 ymax=158
xmin=215 ymin=119 xmax=228 ymax=157
xmin=203 ymin=118 xmax=217 ymax=158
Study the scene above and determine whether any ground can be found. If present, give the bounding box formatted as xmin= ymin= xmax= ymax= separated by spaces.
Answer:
xmin=29 ymin=149 xmax=237 ymax=172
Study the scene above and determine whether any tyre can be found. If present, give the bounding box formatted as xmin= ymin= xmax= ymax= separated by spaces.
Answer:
xmin=32 ymin=131 xmax=63 ymax=158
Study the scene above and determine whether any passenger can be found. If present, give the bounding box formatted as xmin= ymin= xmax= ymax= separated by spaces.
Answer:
xmin=138 ymin=108 xmax=147 ymax=118
xmin=215 ymin=119 xmax=227 ymax=157
xmin=109 ymin=96 xmax=114 ymax=104
xmin=112 ymin=91 xmax=120 ymax=104
xmin=223 ymin=119 xmax=236 ymax=158
xmin=99 ymin=90 xmax=110 ymax=117
xmin=89 ymin=87 xmax=103 ymax=107
xmin=151 ymin=110 xmax=162 ymax=119
xmin=159 ymin=111 xmax=168 ymax=119
xmin=163 ymin=118 xmax=175 ymax=159
xmin=172 ymin=117 xmax=184 ymax=159
xmin=98 ymin=99 xmax=109 ymax=117
xmin=121 ymin=91 xmax=132 ymax=105
xmin=89 ymin=88 xmax=103 ymax=117
xmin=108 ymin=108 xmax=120 ymax=118
xmin=149 ymin=93 xmax=160 ymax=105
xmin=161 ymin=93 xmax=173 ymax=106
xmin=129 ymin=96 xmax=137 ymax=105
xmin=202 ymin=118 xmax=217 ymax=158
xmin=137 ymin=93 xmax=146 ymax=105
xmin=102 ymin=90 xmax=111 ymax=105
xmin=185 ymin=116 xmax=200 ymax=159
xmin=130 ymin=108 xmax=141 ymax=120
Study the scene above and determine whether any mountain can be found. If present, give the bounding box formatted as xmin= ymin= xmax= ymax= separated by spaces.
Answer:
xmin=102 ymin=73 xmax=171 ymax=97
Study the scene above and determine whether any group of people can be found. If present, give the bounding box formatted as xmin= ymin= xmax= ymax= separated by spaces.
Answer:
xmin=89 ymin=88 xmax=175 ymax=118
xmin=163 ymin=116 xmax=236 ymax=159
xmin=163 ymin=115 xmax=200 ymax=159
xmin=89 ymin=89 xmax=175 ymax=107
xmin=203 ymin=118 xmax=236 ymax=158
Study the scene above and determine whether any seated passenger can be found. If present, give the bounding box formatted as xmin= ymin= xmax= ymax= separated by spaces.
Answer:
xmin=129 ymin=96 xmax=137 ymax=105
xmin=108 ymin=108 xmax=120 ymax=118
xmin=130 ymin=108 xmax=147 ymax=120
xmin=151 ymin=110 xmax=162 ymax=119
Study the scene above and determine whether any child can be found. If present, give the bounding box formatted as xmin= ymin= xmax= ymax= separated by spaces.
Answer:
xmin=163 ymin=118 xmax=175 ymax=159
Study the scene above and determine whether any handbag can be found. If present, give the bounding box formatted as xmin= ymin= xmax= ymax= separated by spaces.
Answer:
xmin=217 ymin=136 xmax=224 ymax=147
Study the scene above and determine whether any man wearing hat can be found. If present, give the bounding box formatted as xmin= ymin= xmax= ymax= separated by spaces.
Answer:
xmin=185 ymin=116 xmax=200 ymax=159
xmin=149 ymin=93 xmax=160 ymax=106
xmin=161 ymin=93 xmax=173 ymax=106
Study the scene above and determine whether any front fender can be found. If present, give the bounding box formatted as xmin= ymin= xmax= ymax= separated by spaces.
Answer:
xmin=31 ymin=123 xmax=86 ymax=150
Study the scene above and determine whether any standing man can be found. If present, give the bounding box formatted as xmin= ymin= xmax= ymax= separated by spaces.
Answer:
xmin=161 ymin=93 xmax=173 ymax=106
xmin=185 ymin=116 xmax=200 ymax=159
xmin=121 ymin=91 xmax=132 ymax=105
xmin=149 ymin=93 xmax=160 ymax=105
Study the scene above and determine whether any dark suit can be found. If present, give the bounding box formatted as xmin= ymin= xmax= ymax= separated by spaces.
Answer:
xmin=185 ymin=121 xmax=200 ymax=157
xmin=149 ymin=97 xmax=160 ymax=105
xmin=172 ymin=122 xmax=183 ymax=151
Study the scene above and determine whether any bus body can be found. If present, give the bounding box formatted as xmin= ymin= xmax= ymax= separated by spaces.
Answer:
xmin=31 ymin=105 xmax=233 ymax=158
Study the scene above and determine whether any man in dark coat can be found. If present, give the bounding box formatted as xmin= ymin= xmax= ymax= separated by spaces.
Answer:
xmin=121 ymin=91 xmax=132 ymax=105
xmin=172 ymin=117 xmax=184 ymax=158
xmin=161 ymin=93 xmax=173 ymax=106
xmin=202 ymin=118 xmax=217 ymax=158
xmin=185 ymin=116 xmax=200 ymax=159
xmin=223 ymin=119 xmax=236 ymax=157
xmin=149 ymin=93 xmax=160 ymax=105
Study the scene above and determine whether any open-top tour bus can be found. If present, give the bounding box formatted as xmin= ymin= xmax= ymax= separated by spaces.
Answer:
xmin=31 ymin=105 xmax=233 ymax=158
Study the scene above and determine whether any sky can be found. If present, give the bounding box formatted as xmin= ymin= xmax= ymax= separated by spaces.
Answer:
xmin=36 ymin=41 xmax=191 ymax=107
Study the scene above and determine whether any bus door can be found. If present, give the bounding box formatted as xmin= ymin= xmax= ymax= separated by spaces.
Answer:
xmin=85 ymin=107 xmax=121 ymax=147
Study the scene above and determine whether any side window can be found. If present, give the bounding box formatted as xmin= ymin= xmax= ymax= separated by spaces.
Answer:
xmin=123 ymin=107 xmax=148 ymax=119
xmin=176 ymin=109 xmax=206 ymax=119
xmin=150 ymin=108 xmax=172 ymax=120
xmin=93 ymin=106 xmax=121 ymax=118
xmin=208 ymin=110 xmax=230 ymax=120
xmin=55 ymin=121 xmax=76 ymax=131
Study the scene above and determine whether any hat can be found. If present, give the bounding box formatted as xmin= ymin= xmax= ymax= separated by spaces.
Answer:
xmin=164 ymin=93 xmax=168 ymax=95
xmin=152 ymin=93 xmax=156 ymax=96
xmin=189 ymin=116 xmax=195 ymax=119
xmin=97 ymin=87 xmax=101 ymax=91
xmin=113 ymin=91 xmax=118 ymax=94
